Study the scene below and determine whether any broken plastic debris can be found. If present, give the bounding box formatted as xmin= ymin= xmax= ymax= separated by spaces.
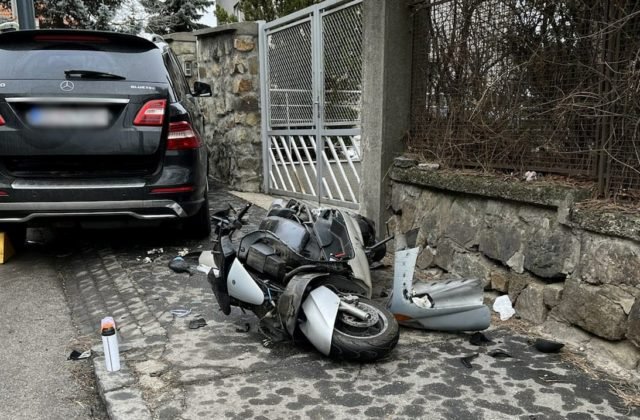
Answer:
xmin=488 ymin=349 xmax=512 ymax=359
xmin=188 ymin=318 xmax=207 ymax=329
xmin=143 ymin=257 xmax=152 ymax=264
xmin=198 ymin=250 xmax=216 ymax=267
xmin=460 ymin=353 xmax=479 ymax=369
xmin=178 ymin=248 xmax=189 ymax=257
xmin=411 ymin=294 xmax=434 ymax=309
xmin=68 ymin=350 xmax=91 ymax=360
xmin=170 ymin=309 xmax=192 ymax=318
xmin=533 ymin=339 xmax=564 ymax=353
xmin=196 ymin=264 xmax=212 ymax=274
xmin=147 ymin=248 xmax=164 ymax=255
xmin=492 ymin=295 xmax=515 ymax=321
xmin=469 ymin=332 xmax=493 ymax=346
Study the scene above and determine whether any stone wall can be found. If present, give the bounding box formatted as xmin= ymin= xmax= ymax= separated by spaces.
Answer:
xmin=195 ymin=22 xmax=262 ymax=192
xmin=165 ymin=32 xmax=198 ymax=86
xmin=390 ymin=160 xmax=640 ymax=377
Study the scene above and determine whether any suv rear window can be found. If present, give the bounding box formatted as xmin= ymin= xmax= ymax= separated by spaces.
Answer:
xmin=0 ymin=35 xmax=168 ymax=83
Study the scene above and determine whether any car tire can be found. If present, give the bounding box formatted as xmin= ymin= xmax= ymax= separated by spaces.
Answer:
xmin=182 ymin=195 xmax=212 ymax=239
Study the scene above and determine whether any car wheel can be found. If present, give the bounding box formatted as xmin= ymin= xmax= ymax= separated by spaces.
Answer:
xmin=182 ymin=195 xmax=211 ymax=239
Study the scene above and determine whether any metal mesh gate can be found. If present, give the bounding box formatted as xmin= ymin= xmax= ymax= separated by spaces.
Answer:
xmin=260 ymin=0 xmax=363 ymax=209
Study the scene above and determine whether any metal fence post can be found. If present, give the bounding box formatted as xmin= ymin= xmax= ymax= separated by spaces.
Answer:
xmin=16 ymin=0 xmax=36 ymax=30
xmin=258 ymin=20 xmax=270 ymax=195
xmin=312 ymin=4 xmax=325 ymax=205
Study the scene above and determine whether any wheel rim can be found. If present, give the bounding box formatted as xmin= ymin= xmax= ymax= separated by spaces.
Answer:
xmin=334 ymin=302 xmax=389 ymax=339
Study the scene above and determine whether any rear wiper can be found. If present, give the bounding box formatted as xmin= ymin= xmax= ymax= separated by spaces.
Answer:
xmin=64 ymin=69 xmax=126 ymax=80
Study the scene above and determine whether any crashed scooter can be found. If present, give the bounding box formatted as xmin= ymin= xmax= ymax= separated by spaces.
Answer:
xmin=207 ymin=199 xmax=399 ymax=362
xmin=388 ymin=213 xmax=491 ymax=331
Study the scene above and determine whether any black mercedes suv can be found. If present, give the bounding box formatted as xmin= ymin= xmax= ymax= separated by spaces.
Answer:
xmin=0 ymin=30 xmax=213 ymax=242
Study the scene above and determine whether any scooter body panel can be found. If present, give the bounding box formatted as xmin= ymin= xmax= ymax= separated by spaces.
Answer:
xmin=277 ymin=272 xmax=328 ymax=336
xmin=227 ymin=259 xmax=265 ymax=305
xmin=341 ymin=213 xmax=373 ymax=297
xmin=389 ymin=247 xmax=491 ymax=331
xmin=299 ymin=286 xmax=341 ymax=356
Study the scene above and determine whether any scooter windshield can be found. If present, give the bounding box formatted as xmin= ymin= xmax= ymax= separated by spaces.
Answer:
xmin=313 ymin=210 xmax=355 ymax=261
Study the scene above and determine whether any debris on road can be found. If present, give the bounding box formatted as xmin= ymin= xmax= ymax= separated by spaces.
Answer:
xmin=469 ymin=332 xmax=493 ymax=346
xmin=493 ymin=295 xmax=515 ymax=320
xmin=197 ymin=264 xmax=213 ymax=274
xmin=460 ymin=353 xmax=479 ymax=369
xmin=534 ymin=338 xmax=564 ymax=353
xmin=188 ymin=318 xmax=207 ymax=329
xmin=198 ymin=250 xmax=215 ymax=267
xmin=168 ymin=256 xmax=196 ymax=275
xmin=67 ymin=350 xmax=91 ymax=361
xmin=488 ymin=349 xmax=512 ymax=359
xmin=170 ymin=309 xmax=192 ymax=318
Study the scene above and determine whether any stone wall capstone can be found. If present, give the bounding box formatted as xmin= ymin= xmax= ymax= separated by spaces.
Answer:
xmin=195 ymin=23 xmax=262 ymax=192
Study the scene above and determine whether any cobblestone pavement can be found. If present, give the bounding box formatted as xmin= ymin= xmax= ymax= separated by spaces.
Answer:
xmin=52 ymin=190 xmax=638 ymax=420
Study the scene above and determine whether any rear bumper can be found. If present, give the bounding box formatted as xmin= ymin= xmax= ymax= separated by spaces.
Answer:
xmin=0 ymin=199 xmax=199 ymax=222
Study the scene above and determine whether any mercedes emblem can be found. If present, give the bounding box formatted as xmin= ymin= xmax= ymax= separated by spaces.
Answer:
xmin=60 ymin=81 xmax=75 ymax=92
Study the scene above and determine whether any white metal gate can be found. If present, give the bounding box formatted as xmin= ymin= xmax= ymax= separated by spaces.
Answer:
xmin=259 ymin=0 xmax=363 ymax=209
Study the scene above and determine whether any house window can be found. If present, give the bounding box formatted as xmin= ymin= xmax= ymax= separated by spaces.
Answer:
xmin=184 ymin=61 xmax=193 ymax=77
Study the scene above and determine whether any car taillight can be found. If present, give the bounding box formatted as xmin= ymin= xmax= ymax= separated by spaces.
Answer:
xmin=0 ymin=114 xmax=5 ymax=126
xmin=167 ymin=121 xmax=201 ymax=150
xmin=133 ymin=100 xmax=166 ymax=126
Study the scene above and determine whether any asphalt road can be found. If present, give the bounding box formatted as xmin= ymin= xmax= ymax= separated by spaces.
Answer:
xmin=0 ymin=249 xmax=106 ymax=420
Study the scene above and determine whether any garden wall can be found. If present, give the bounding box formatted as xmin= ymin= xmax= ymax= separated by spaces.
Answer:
xmin=195 ymin=22 xmax=262 ymax=192
xmin=391 ymin=158 xmax=640 ymax=377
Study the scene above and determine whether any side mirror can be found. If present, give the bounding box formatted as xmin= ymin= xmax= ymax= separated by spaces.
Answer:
xmin=193 ymin=81 xmax=212 ymax=97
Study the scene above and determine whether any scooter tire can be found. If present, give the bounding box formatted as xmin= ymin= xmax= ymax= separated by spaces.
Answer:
xmin=329 ymin=299 xmax=399 ymax=362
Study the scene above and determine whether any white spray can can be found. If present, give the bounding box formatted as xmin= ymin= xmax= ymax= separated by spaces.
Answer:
xmin=101 ymin=317 xmax=120 ymax=372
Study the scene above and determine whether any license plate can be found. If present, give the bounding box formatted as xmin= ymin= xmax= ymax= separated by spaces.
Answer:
xmin=27 ymin=107 xmax=110 ymax=128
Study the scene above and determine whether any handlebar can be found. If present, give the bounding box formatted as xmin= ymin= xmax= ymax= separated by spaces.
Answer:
xmin=236 ymin=203 xmax=252 ymax=223
xmin=212 ymin=203 xmax=252 ymax=236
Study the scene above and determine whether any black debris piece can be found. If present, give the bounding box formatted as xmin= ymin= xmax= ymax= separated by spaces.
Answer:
xmin=533 ymin=339 xmax=564 ymax=353
xmin=469 ymin=332 xmax=493 ymax=346
xmin=169 ymin=257 xmax=196 ymax=275
xmin=188 ymin=318 xmax=207 ymax=329
xmin=68 ymin=350 xmax=91 ymax=360
xmin=488 ymin=349 xmax=512 ymax=359
xmin=460 ymin=353 xmax=479 ymax=369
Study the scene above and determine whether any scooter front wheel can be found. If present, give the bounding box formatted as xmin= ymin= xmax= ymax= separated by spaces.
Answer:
xmin=330 ymin=299 xmax=399 ymax=362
